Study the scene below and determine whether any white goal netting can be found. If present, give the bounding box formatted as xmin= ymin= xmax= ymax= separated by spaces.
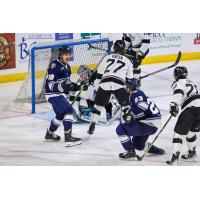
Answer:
xmin=7 ymin=38 xmax=110 ymax=114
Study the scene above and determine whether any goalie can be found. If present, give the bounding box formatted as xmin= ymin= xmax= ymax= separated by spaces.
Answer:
xmin=70 ymin=65 xmax=95 ymax=120
xmin=71 ymin=65 xmax=115 ymax=124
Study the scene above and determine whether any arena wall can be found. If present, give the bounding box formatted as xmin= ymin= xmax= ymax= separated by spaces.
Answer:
xmin=0 ymin=33 xmax=199 ymax=83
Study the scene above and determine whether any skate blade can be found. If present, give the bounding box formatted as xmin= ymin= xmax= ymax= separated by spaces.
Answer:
xmin=65 ymin=141 xmax=82 ymax=147
xmin=166 ymin=160 xmax=179 ymax=166
xmin=182 ymin=157 xmax=198 ymax=163
xmin=119 ymin=157 xmax=136 ymax=161
xmin=44 ymin=139 xmax=61 ymax=142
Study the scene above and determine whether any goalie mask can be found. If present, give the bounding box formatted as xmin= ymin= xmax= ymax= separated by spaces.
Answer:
xmin=77 ymin=65 xmax=91 ymax=82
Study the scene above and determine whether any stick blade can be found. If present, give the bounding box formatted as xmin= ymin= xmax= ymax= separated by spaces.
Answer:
xmin=172 ymin=51 xmax=182 ymax=67
xmin=136 ymin=155 xmax=142 ymax=161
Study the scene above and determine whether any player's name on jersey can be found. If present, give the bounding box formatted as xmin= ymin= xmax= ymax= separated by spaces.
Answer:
xmin=112 ymin=54 xmax=123 ymax=60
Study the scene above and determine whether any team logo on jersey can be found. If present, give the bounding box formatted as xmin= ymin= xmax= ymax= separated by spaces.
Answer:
xmin=51 ymin=63 xmax=56 ymax=68
xmin=194 ymin=33 xmax=200 ymax=45
xmin=0 ymin=36 xmax=11 ymax=68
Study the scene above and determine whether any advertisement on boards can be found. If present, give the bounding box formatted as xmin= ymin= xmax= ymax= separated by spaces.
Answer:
xmin=15 ymin=33 xmax=55 ymax=72
xmin=0 ymin=33 xmax=16 ymax=70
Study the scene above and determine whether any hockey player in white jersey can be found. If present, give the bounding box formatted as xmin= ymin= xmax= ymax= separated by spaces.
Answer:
xmin=87 ymin=40 xmax=135 ymax=134
xmin=122 ymin=33 xmax=150 ymax=79
xmin=166 ymin=66 xmax=200 ymax=165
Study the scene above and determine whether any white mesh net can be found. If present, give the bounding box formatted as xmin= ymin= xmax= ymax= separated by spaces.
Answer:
xmin=7 ymin=39 xmax=110 ymax=113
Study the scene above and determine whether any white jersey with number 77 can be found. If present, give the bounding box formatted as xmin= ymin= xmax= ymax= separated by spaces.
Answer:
xmin=96 ymin=53 xmax=134 ymax=91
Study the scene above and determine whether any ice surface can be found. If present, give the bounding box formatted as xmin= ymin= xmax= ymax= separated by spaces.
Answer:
xmin=0 ymin=60 xmax=200 ymax=165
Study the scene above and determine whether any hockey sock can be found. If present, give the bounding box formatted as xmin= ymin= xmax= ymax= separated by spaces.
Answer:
xmin=116 ymin=124 xmax=133 ymax=150
xmin=49 ymin=118 xmax=62 ymax=132
xmin=91 ymin=105 xmax=102 ymax=123
xmin=172 ymin=132 xmax=184 ymax=154
xmin=186 ymin=131 xmax=197 ymax=151
xmin=119 ymin=135 xmax=132 ymax=150
xmin=63 ymin=114 xmax=73 ymax=131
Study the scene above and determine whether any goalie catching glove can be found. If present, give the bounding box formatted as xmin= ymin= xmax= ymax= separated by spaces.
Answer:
xmin=170 ymin=102 xmax=179 ymax=117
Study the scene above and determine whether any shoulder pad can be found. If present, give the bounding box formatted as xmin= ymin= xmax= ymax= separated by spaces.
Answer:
xmin=50 ymin=62 xmax=57 ymax=69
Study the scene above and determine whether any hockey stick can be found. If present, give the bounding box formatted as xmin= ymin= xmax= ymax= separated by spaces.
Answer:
xmin=88 ymin=41 xmax=113 ymax=53
xmin=71 ymin=86 xmax=84 ymax=106
xmin=137 ymin=115 xmax=173 ymax=161
xmin=140 ymin=51 xmax=182 ymax=80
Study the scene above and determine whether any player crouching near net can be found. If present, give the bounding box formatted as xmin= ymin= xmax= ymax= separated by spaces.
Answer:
xmin=44 ymin=46 xmax=83 ymax=147
xmin=115 ymin=79 xmax=165 ymax=160
xmin=166 ymin=66 xmax=200 ymax=165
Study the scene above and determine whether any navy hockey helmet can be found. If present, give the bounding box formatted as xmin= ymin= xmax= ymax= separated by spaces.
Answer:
xmin=126 ymin=78 xmax=141 ymax=90
xmin=113 ymin=40 xmax=125 ymax=54
xmin=58 ymin=46 xmax=70 ymax=57
xmin=174 ymin=66 xmax=188 ymax=80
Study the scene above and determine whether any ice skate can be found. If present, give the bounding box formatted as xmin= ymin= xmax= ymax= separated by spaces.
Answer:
xmin=65 ymin=129 xmax=82 ymax=147
xmin=166 ymin=152 xmax=180 ymax=165
xmin=119 ymin=150 xmax=136 ymax=160
xmin=87 ymin=122 xmax=96 ymax=135
xmin=146 ymin=142 xmax=165 ymax=155
xmin=45 ymin=129 xmax=61 ymax=141
xmin=181 ymin=147 xmax=197 ymax=162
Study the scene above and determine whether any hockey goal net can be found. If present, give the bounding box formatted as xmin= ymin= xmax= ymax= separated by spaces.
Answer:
xmin=7 ymin=38 xmax=110 ymax=114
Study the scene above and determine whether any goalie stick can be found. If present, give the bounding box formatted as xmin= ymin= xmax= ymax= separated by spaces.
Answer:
xmin=137 ymin=115 xmax=173 ymax=161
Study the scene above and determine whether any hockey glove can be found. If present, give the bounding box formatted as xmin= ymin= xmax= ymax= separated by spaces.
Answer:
xmin=135 ymin=50 xmax=144 ymax=60
xmin=70 ymin=82 xmax=88 ymax=92
xmin=60 ymin=80 xmax=72 ymax=95
xmin=170 ymin=102 xmax=179 ymax=117
xmin=122 ymin=108 xmax=135 ymax=123
xmin=80 ymin=81 xmax=89 ymax=91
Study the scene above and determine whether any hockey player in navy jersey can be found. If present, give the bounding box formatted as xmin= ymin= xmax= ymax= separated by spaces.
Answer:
xmin=116 ymin=79 xmax=165 ymax=159
xmin=44 ymin=46 xmax=82 ymax=147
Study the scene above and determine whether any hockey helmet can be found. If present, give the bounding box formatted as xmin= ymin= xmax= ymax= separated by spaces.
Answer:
xmin=58 ymin=46 xmax=70 ymax=57
xmin=174 ymin=66 xmax=188 ymax=80
xmin=126 ymin=78 xmax=141 ymax=91
xmin=113 ymin=40 xmax=125 ymax=54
